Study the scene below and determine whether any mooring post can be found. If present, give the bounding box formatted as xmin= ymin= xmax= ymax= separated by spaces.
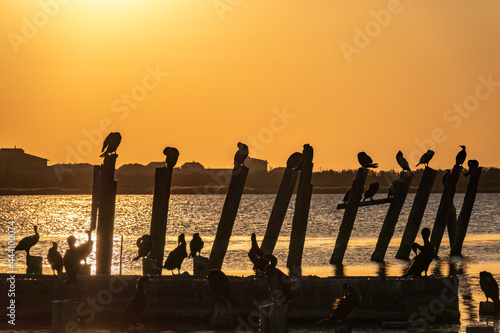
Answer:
xmin=430 ymin=164 xmax=461 ymax=256
xmin=446 ymin=204 xmax=457 ymax=245
xmin=395 ymin=166 xmax=437 ymax=259
xmin=451 ymin=166 xmax=482 ymax=256
xmin=261 ymin=162 xmax=300 ymax=254
xmin=96 ymin=154 xmax=118 ymax=274
xmin=330 ymin=168 xmax=368 ymax=265
xmin=209 ymin=166 xmax=249 ymax=270
xmin=148 ymin=167 xmax=173 ymax=274
xmin=90 ymin=165 xmax=101 ymax=232
xmin=371 ymin=173 xmax=413 ymax=262
xmin=287 ymin=145 xmax=313 ymax=275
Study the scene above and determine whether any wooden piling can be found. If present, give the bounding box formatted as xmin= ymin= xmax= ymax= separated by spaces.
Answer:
xmin=95 ymin=154 xmax=117 ymax=275
xmin=26 ymin=255 xmax=42 ymax=274
xmin=446 ymin=204 xmax=457 ymax=246
xmin=451 ymin=166 xmax=482 ymax=256
xmin=209 ymin=166 xmax=249 ymax=270
xmin=148 ymin=167 xmax=173 ymax=274
xmin=371 ymin=173 xmax=413 ymax=262
xmin=260 ymin=167 xmax=299 ymax=254
xmin=287 ymin=145 xmax=313 ymax=274
xmin=430 ymin=165 xmax=461 ymax=256
xmin=90 ymin=165 xmax=101 ymax=232
xmin=330 ymin=168 xmax=368 ymax=265
xmin=395 ymin=166 xmax=437 ymax=259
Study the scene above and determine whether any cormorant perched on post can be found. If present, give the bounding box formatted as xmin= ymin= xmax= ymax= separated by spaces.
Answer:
xmin=357 ymin=152 xmax=378 ymax=169
xmin=342 ymin=188 xmax=351 ymax=203
xmin=47 ymin=242 xmax=63 ymax=276
xmin=316 ymin=282 xmax=362 ymax=326
xmin=442 ymin=169 xmax=451 ymax=186
xmin=124 ymin=276 xmax=149 ymax=326
xmin=396 ymin=151 xmax=414 ymax=175
xmin=233 ymin=142 xmax=249 ymax=171
xmin=64 ymin=236 xmax=80 ymax=286
xmin=403 ymin=228 xmax=434 ymax=277
xmin=416 ymin=150 xmax=435 ymax=167
xmin=479 ymin=271 xmax=500 ymax=311
xmin=162 ymin=233 xmax=188 ymax=274
xmin=248 ymin=233 xmax=268 ymax=274
xmin=464 ymin=159 xmax=479 ymax=177
xmin=163 ymin=147 xmax=179 ymax=169
xmin=15 ymin=225 xmax=39 ymax=256
xmin=76 ymin=230 xmax=93 ymax=264
xmin=208 ymin=269 xmax=237 ymax=304
xmin=264 ymin=254 xmax=292 ymax=305
xmin=100 ymin=132 xmax=122 ymax=157
xmin=286 ymin=152 xmax=303 ymax=170
xmin=363 ymin=182 xmax=379 ymax=201
xmin=188 ymin=233 xmax=204 ymax=258
xmin=133 ymin=235 xmax=153 ymax=261
xmin=456 ymin=145 xmax=467 ymax=166
xmin=302 ymin=143 xmax=314 ymax=162
xmin=387 ymin=179 xmax=401 ymax=198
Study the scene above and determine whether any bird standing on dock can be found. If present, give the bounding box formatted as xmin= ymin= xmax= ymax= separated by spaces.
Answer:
xmin=396 ymin=151 xmax=414 ymax=175
xmin=162 ymin=233 xmax=188 ymax=274
xmin=133 ymin=235 xmax=153 ymax=261
xmin=286 ymin=152 xmax=304 ymax=170
xmin=100 ymin=132 xmax=122 ymax=157
xmin=363 ymin=182 xmax=379 ymax=201
xmin=403 ymin=228 xmax=434 ymax=277
xmin=479 ymin=271 xmax=500 ymax=311
xmin=47 ymin=241 xmax=63 ymax=276
xmin=15 ymin=225 xmax=39 ymax=256
xmin=233 ymin=142 xmax=249 ymax=172
xmin=64 ymin=236 xmax=80 ymax=286
xmin=416 ymin=150 xmax=435 ymax=167
xmin=124 ymin=275 xmax=149 ymax=326
xmin=163 ymin=147 xmax=179 ymax=169
xmin=316 ymin=282 xmax=362 ymax=326
xmin=188 ymin=233 xmax=204 ymax=258
xmin=357 ymin=152 xmax=378 ymax=169
xmin=464 ymin=159 xmax=479 ymax=177
xmin=264 ymin=254 xmax=292 ymax=305
xmin=456 ymin=145 xmax=467 ymax=166
xmin=76 ymin=230 xmax=93 ymax=264
xmin=248 ymin=233 xmax=267 ymax=275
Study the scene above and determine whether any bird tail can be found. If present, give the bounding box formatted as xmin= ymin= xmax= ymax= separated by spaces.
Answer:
xmin=368 ymin=163 xmax=378 ymax=168
xmin=416 ymin=162 xmax=421 ymax=167
xmin=99 ymin=151 xmax=106 ymax=157
xmin=132 ymin=256 xmax=140 ymax=261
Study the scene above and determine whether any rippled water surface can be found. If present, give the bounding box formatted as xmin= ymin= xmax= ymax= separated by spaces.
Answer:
xmin=1 ymin=193 xmax=500 ymax=332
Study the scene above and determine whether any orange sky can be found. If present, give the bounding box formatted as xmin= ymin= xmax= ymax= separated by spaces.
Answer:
xmin=1 ymin=1 xmax=500 ymax=170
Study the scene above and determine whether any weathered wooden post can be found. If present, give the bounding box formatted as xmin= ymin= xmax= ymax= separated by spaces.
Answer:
xmin=451 ymin=166 xmax=482 ymax=255
xmin=371 ymin=173 xmax=413 ymax=262
xmin=330 ymin=168 xmax=368 ymax=265
xmin=395 ymin=166 xmax=437 ymax=259
xmin=209 ymin=144 xmax=249 ymax=270
xmin=430 ymin=165 xmax=461 ymax=256
xmin=260 ymin=153 xmax=301 ymax=254
xmin=148 ymin=147 xmax=178 ymax=274
xmin=90 ymin=165 xmax=100 ymax=231
xmin=96 ymin=154 xmax=118 ymax=274
xmin=446 ymin=204 xmax=457 ymax=245
xmin=287 ymin=144 xmax=313 ymax=275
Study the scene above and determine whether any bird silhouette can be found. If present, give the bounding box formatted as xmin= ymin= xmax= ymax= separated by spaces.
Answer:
xmin=342 ymin=188 xmax=351 ymax=203
xmin=479 ymin=271 xmax=500 ymax=311
xmin=233 ymin=142 xmax=249 ymax=171
xmin=456 ymin=145 xmax=467 ymax=166
xmin=416 ymin=150 xmax=435 ymax=167
xmin=286 ymin=152 xmax=304 ymax=170
xmin=47 ymin=241 xmax=63 ymax=276
xmin=264 ymin=254 xmax=292 ymax=305
xmin=316 ymin=282 xmax=362 ymax=326
xmin=387 ymin=179 xmax=401 ymax=198
xmin=248 ymin=233 xmax=268 ymax=275
xmin=357 ymin=152 xmax=378 ymax=169
xmin=100 ymin=132 xmax=122 ymax=157
xmin=396 ymin=151 xmax=414 ymax=175
xmin=64 ymin=236 xmax=80 ymax=286
xmin=76 ymin=230 xmax=93 ymax=265
xmin=133 ymin=235 xmax=153 ymax=261
xmin=403 ymin=228 xmax=434 ymax=277
xmin=163 ymin=147 xmax=179 ymax=169
xmin=302 ymin=144 xmax=314 ymax=162
xmin=124 ymin=276 xmax=149 ymax=326
xmin=464 ymin=159 xmax=479 ymax=177
xmin=188 ymin=233 xmax=204 ymax=258
xmin=363 ymin=183 xmax=379 ymax=201
xmin=15 ymin=225 xmax=39 ymax=256
xmin=162 ymin=234 xmax=188 ymax=274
